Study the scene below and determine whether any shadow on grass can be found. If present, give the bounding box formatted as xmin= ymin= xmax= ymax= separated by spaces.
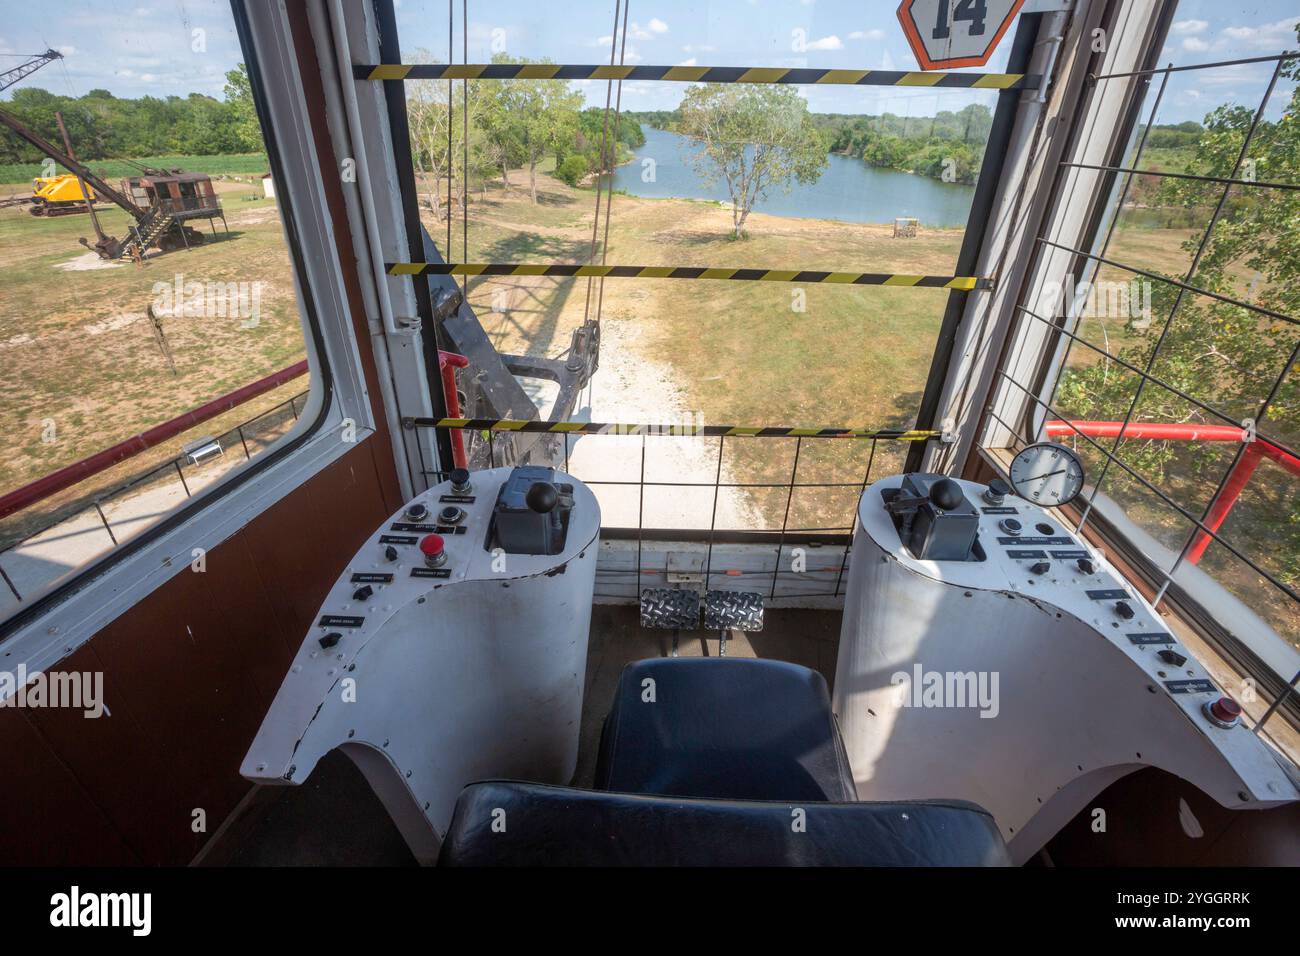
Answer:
xmin=465 ymin=231 xmax=594 ymax=357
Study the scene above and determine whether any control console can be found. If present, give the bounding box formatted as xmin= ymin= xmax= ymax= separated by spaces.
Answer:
xmin=241 ymin=466 xmax=600 ymax=863
xmin=835 ymin=474 xmax=1297 ymax=864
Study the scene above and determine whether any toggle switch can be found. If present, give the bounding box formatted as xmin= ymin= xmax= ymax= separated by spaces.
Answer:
xmin=1029 ymin=561 xmax=1050 ymax=575
xmin=352 ymin=585 xmax=374 ymax=602
xmin=1115 ymin=600 xmax=1135 ymax=620
xmin=1076 ymin=558 xmax=1095 ymax=574
xmin=1157 ymin=648 xmax=1187 ymax=667
xmin=384 ymin=545 xmax=399 ymax=562
xmin=319 ymin=632 xmax=342 ymax=649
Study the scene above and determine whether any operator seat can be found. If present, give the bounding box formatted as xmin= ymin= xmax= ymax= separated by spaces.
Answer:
xmin=438 ymin=658 xmax=1010 ymax=866
xmin=594 ymin=657 xmax=856 ymax=801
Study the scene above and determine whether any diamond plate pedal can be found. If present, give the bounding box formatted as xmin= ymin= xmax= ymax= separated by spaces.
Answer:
xmin=703 ymin=590 xmax=765 ymax=632
xmin=639 ymin=588 xmax=700 ymax=630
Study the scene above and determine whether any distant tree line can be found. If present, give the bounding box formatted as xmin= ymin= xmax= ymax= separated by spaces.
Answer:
xmin=405 ymin=54 xmax=644 ymax=214
xmin=0 ymin=65 xmax=263 ymax=163
xmin=630 ymin=103 xmax=1203 ymax=188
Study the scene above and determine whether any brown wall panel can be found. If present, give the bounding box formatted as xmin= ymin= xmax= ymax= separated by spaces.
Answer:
xmin=2 ymin=437 xmax=399 ymax=865
xmin=1046 ymin=766 xmax=1300 ymax=865
xmin=0 ymin=704 xmax=140 ymax=865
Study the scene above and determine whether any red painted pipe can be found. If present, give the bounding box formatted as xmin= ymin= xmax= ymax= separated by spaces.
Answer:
xmin=1186 ymin=443 xmax=1263 ymax=565
xmin=438 ymin=350 xmax=469 ymax=470
xmin=1045 ymin=420 xmax=1300 ymax=565
xmin=1044 ymin=420 xmax=1248 ymax=442
xmin=0 ymin=360 xmax=309 ymax=521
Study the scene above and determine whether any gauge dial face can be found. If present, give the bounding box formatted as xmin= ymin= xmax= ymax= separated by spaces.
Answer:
xmin=1008 ymin=442 xmax=1086 ymax=507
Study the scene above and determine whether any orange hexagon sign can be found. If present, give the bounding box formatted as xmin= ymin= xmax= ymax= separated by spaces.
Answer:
xmin=897 ymin=0 xmax=1026 ymax=71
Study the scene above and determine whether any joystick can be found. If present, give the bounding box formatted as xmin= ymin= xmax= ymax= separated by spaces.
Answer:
xmin=930 ymin=478 xmax=965 ymax=512
xmin=526 ymin=481 xmax=559 ymax=514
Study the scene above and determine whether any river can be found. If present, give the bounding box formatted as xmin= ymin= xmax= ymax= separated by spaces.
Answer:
xmin=599 ymin=125 xmax=976 ymax=227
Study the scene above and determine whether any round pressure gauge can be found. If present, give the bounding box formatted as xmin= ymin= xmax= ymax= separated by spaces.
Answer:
xmin=1008 ymin=442 xmax=1086 ymax=507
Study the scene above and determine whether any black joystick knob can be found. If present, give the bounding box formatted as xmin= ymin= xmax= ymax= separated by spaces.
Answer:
xmin=526 ymin=481 xmax=559 ymax=513
xmin=929 ymin=478 xmax=964 ymax=512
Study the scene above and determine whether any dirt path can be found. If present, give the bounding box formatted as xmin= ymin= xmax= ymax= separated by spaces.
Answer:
xmin=563 ymin=288 xmax=759 ymax=532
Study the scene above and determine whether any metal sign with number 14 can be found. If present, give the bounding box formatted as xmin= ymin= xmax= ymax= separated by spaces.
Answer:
xmin=897 ymin=0 xmax=1026 ymax=70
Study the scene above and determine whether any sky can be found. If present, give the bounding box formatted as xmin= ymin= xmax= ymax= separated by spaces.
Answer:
xmin=0 ymin=1 xmax=1296 ymax=122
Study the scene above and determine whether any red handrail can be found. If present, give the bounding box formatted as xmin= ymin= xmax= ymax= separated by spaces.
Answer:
xmin=1044 ymin=420 xmax=1300 ymax=565
xmin=0 ymin=360 xmax=309 ymax=521
xmin=1044 ymin=420 xmax=1248 ymax=442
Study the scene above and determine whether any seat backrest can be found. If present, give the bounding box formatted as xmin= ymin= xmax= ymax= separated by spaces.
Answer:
xmin=439 ymin=781 xmax=1012 ymax=867
xmin=595 ymin=657 xmax=856 ymax=802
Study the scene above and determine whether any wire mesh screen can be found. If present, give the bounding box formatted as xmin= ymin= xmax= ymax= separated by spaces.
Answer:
xmin=978 ymin=41 xmax=1300 ymax=743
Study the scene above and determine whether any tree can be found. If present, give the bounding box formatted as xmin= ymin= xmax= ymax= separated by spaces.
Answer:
xmin=677 ymin=84 xmax=828 ymax=238
xmin=476 ymin=56 xmax=582 ymax=203
xmin=223 ymin=64 xmax=263 ymax=152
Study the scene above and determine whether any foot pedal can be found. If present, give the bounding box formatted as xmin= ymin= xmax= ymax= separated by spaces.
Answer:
xmin=704 ymin=590 xmax=764 ymax=657
xmin=703 ymin=590 xmax=765 ymax=632
xmin=639 ymin=588 xmax=700 ymax=630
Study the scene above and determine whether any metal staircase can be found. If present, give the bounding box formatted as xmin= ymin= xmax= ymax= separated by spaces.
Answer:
xmin=116 ymin=207 xmax=174 ymax=260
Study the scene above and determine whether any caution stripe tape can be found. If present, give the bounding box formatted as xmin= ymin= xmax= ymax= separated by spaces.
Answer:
xmin=387 ymin=262 xmax=990 ymax=290
xmin=408 ymin=417 xmax=940 ymax=441
xmin=356 ymin=63 xmax=1033 ymax=90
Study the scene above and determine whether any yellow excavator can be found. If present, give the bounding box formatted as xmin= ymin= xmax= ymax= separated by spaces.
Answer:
xmin=29 ymin=172 xmax=98 ymax=216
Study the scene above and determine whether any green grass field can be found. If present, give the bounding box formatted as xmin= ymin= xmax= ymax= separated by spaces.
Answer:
xmin=0 ymin=170 xmax=306 ymax=543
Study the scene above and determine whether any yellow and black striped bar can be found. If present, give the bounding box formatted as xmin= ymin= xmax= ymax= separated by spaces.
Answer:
xmin=356 ymin=63 xmax=1034 ymax=90
xmin=387 ymin=262 xmax=991 ymax=290
xmin=407 ymin=417 xmax=940 ymax=441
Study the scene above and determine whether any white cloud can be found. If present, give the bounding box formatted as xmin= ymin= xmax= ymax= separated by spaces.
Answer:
xmin=56 ymin=45 xmax=76 ymax=56
xmin=804 ymin=35 xmax=843 ymax=51
xmin=682 ymin=44 xmax=716 ymax=53
xmin=848 ymin=29 xmax=885 ymax=41
xmin=627 ymin=20 xmax=668 ymax=41
xmin=1220 ymin=17 xmax=1299 ymax=48
xmin=676 ymin=57 xmax=697 ymax=67
xmin=1182 ymin=36 xmax=1210 ymax=52
xmin=1170 ymin=19 xmax=1208 ymax=35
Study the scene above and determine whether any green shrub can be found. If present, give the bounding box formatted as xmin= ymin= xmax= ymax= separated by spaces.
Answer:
xmin=556 ymin=154 xmax=588 ymax=186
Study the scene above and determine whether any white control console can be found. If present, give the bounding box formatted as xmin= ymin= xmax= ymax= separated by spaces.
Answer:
xmin=835 ymin=475 xmax=1297 ymax=864
xmin=242 ymin=466 xmax=600 ymax=863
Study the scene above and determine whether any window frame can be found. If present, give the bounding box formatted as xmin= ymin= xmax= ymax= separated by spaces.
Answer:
xmin=0 ymin=0 xmax=379 ymax=674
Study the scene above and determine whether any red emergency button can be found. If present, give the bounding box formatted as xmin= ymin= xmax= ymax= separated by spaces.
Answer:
xmin=1204 ymin=696 xmax=1242 ymax=728
xmin=419 ymin=533 xmax=447 ymax=568
xmin=1210 ymin=697 xmax=1241 ymax=722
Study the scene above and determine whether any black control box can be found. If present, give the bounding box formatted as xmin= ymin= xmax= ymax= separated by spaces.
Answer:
xmin=488 ymin=466 xmax=574 ymax=556
xmin=884 ymin=473 xmax=981 ymax=561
